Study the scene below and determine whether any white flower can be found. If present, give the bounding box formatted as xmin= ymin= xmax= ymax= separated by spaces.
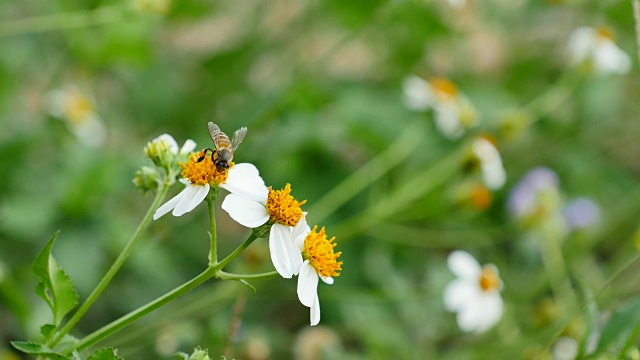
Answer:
xmin=402 ymin=75 xmax=479 ymax=139
xmin=294 ymin=223 xmax=341 ymax=326
xmin=222 ymin=183 xmax=306 ymax=279
xmin=552 ymin=336 xmax=579 ymax=360
xmin=153 ymin=151 xmax=265 ymax=220
xmin=443 ymin=250 xmax=503 ymax=333
xmin=472 ymin=138 xmax=506 ymax=190
xmin=153 ymin=134 xmax=196 ymax=156
xmin=46 ymin=87 xmax=106 ymax=147
xmin=567 ymin=26 xmax=631 ymax=75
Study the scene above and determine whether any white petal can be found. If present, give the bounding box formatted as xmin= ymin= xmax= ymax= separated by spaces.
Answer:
xmin=292 ymin=214 xmax=310 ymax=251
xmin=153 ymin=189 xmax=186 ymax=220
xmin=474 ymin=292 xmax=503 ymax=333
xmin=482 ymin=161 xmax=507 ymax=190
xmin=297 ymin=260 xmax=319 ymax=307
xmin=71 ymin=115 xmax=106 ymax=147
xmin=457 ymin=299 xmax=483 ymax=333
xmin=443 ymin=279 xmax=474 ymax=312
xmin=221 ymin=193 xmax=269 ymax=228
xmin=447 ymin=250 xmax=481 ymax=281
xmin=402 ymin=76 xmax=433 ymax=111
xmin=434 ymin=103 xmax=464 ymax=139
xmin=173 ymin=183 xmax=209 ymax=216
xmin=158 ymin=134 xmax=179 ymax=154
xmin=595 ymin=41 xmax=631 ymax=74
xmin=220 ymin=163 xmax=269 ymax=203
xmin=310 ymin=293 xmax=321 ymax=326
xmin=321 ymin=276 xmax=333 ymax=285
xmin=269 ymin=224 xmax=302 ymax=278
xmin=180 ymin=139 xmax=197 ymax=154
xmin=567 ymin=27 xmax=595 ymax=64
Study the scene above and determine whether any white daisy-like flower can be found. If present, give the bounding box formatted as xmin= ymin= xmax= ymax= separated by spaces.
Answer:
xmin=222 ymin=183 xmax=307 ymax=278
xmin=402 ymin=75 xmax=479 ymax=139
xmin=153 ymin=150 xmax=265 ymax=220
xmin=443 ymin=250 xmax=503 ymax=333
xmin=149 ymin=134 xmax=196 ymax=157
xmin=294 ymin=221 xmax=342 ymax=326
xmin=471 ymin=137 xmax=506 ymax=190
xmin=46 ymin=87 xmax=106 ymax=147
xmin=567 ymin=26 xmax=631 ymax=75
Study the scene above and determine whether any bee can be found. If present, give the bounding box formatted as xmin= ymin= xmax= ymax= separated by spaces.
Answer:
xmin=198 ymin=122 xmax=247 ymax=170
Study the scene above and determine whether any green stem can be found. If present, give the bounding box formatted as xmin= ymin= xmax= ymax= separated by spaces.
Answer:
xmin=216 ymin=232 xmax=261 ymax=271
xmin=50 ymin=183 xmax=170 ymax=347
xmin=309 ymin=121 xmax=425 ymax=223
xmin=633 ymin=0 xmax=640 ymax=64
xmin=0 ymin=5 xmax=129 ymax=38
xmin=208 ymin=196 xmax=218 ymax=265
xmin=335 ymin=145 xmax=463 ymax=240
xmin=522 ymin=69 xmax=582 ymax=124
xmin=62 ymin=267 xmax=218 ymax=354
xmin=217 ymin=271 xmax=279 ymax=281
xmin=537 ymin=225 xmax=578 ymax=311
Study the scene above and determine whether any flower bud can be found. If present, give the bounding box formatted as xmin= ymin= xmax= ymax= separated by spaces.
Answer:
xmin=133 ymin=166 xmax=161 ymax=193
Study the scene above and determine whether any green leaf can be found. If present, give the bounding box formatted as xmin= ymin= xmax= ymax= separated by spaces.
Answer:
xmin=575 ymin=278 xmax=598 ymax=359
xmin=87 ymin=347 xmax=124 ymax=360
xmin=595 ymin=298 xmax=640 ymax=355
xmin=40 ymin=323 xmax=56 ymax=341
xmin=10 ymin=341 xmax=70 ymax=359
xmin=72 ymin=351 xmax=82 ymax=360
xmin=32 ymin=230 xmax=79 ymax=325
xmin=236 ymin=279 xmax=256 ymax=293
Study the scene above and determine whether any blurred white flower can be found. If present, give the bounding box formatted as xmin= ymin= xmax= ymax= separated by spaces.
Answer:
xmin=46 ymin=87 xmax=106 ymax=147
xmin=552 ymin=336 xmax=578 ymax=360
xmin=402 ymin=75 xmax=479 ymax=139
xmin=567 ymin=26 xmax=631 ymax=75
xmin=443 ymin=250 xmax=503 ymax=333
xmin=563 ymin=197 xmax=601 ymax=231
xmin=154 ymin=151 xmax=264 ymax=220
xmin=472 ymin=137 xmax=506 ymax=190
xmin=447 ymin=0 xmax=466 ymax=8
xmin=295 ymin=223 xmax=342 ymax=326
xmin=222 ymin=183 xmax=306 ymax=279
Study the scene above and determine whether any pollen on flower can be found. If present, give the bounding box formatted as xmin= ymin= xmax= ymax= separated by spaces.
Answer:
xmin=63 ymin=90 xmax=94 ymax=124
xmin=180 ymin=150 xmax=233 ymax=186
xmin=303 ymin=226 xmax=342 ymax=278
xmin=479 ymin=266 xmax=500 ymax=292
xmin=595 ymin=27 xmax=615 ymax=42
xmin=430 ymin=77 xmax=458 ymax=100
xmin=266 ymin=183 xmax=306 ymax=226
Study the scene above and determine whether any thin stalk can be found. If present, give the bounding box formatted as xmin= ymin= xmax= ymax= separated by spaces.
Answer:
xmin=208 ymin=197 xmax=218 ymax=265
xmin=522 ymin=70 xmax=582 ymax=124
xmin=309 ymin=121 xmax=425 ymax=223
xmin=63 ymin=267 xmax=217 ymax=354
xmin=0 ymin=5 xmax=129 ymax=38
xmin=633 ymin=0 xmax=640 ymax=63
xmin=50 ymin=183 xmax=170 ymax=347
xmin=217 ymin=271 xmax=279 ymax=281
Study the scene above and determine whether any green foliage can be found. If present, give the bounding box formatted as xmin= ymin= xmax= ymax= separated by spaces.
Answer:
xmin=88 ymin=347 xmax=125 ymax=360
xmin=594 ymin=299 xmax=640 ymax=358
xmin=33 ymin=231 xmax=79 ymax=327
xmin=10 ymin=341 xmax=69 ymax=359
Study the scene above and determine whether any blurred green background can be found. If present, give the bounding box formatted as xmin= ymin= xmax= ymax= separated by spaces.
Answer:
xmin=1 ymin=0 xmax=640 ymax=359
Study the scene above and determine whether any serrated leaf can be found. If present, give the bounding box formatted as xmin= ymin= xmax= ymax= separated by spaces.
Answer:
xmin=595 ymin=298 xmax=640 ymax=355
xmin=10 ymin=341 xmax=70 ymax=359
xmin=40 ymin=323 xmax=56 ymax=341
xmin=32 ymin=231 xmax=79 ymax=325
xmin=87 ymin=347 xmax=124 ymax=360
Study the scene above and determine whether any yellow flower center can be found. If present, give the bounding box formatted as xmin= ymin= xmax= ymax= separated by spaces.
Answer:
xmin=479 ymin=266 xmax=500 ymax=292
xmin=180 ymin=150 xmax=233 ymax=186
xmin=63 ymin=90 xmax=94 ymax=124
xmin=471 ymin=184 xmax=492 ymax=210
xmin=430 ymin=77 xmax=458 ymax=101
xmin=303 ymin=226 xmax=342 ymax=278
xmin=266 ymin=184 xmax=306 ymax=226
xmin=595 ymin=26 xmax=615 ymax=42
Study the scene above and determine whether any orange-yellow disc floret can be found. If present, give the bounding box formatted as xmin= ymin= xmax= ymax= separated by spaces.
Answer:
xmin=479 ymin=266 xmax=500 ymax=292
xmin=430 ymin=77 xmax=458 ymax=100
xmin=266 ymin=183 xmax=306 ymax=227
xmin=180 ymin=150 xmax=233 ymax=186
xmin=303 ymin=226 xmax=342 ymax=278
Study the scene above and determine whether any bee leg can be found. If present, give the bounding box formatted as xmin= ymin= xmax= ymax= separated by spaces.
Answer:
xmin=197 ymin=148 xmax=215 ymax=162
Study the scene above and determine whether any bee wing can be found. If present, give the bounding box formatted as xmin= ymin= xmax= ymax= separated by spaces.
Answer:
xmin=230 ymin=127 xmax=247 ymax=152
xmin=208 ymin=122 xmax=224 ymax=149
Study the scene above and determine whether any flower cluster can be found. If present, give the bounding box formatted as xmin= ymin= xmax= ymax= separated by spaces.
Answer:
xmin=151 ymin=125 xmax=342 ymax=325
xmin=45 ymin=86 xmax=106 ymax=147
xmin=567 ymin=26 xmax=631 ymax=75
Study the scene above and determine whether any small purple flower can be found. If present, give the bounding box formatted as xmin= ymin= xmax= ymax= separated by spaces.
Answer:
xmin=507 ymin=167 xmax=560 ymax=218
xmin=563 ymin=197 xmax=601 ymax=230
